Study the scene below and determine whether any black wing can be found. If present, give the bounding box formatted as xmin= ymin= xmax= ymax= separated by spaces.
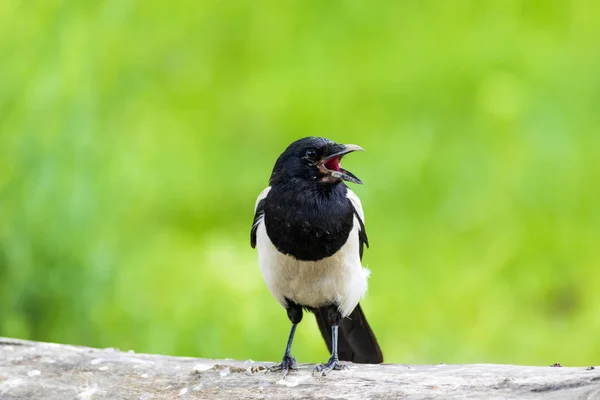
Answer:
xmin=347 ymin=188 xmax=369 ymax=260
xmin=353 ymin=208 xmax=369 ymax=260
xmin=250 ymin=189 xmax=269 ymax=248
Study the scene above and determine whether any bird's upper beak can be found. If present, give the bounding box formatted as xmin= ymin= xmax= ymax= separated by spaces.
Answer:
xmin=318 ymin=144 xmax=364 ymax=184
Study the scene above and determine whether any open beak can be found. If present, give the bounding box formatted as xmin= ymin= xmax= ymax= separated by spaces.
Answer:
xmin=319 ymin=144 xmax=364 ymax=184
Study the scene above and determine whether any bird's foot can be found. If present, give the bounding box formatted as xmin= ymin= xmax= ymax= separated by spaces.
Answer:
xmin=312 ymin=356 xmax=348 ymax=376
xmin=268 ymin=355 xmax=298 ymax=378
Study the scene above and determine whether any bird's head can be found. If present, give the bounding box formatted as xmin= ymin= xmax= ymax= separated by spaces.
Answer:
xmin=269 ymin=137 xmax=364 ymax=186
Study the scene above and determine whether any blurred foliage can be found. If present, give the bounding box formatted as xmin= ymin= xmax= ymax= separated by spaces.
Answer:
xmin=1 ymin=0 xmax=599 ymax=366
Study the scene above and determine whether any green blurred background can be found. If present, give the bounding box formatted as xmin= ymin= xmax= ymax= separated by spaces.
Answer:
xmin=1 ymin=1 xmax=599 ymax=366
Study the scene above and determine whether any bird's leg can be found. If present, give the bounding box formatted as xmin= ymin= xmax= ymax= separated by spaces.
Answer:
xmin=313 ymin=307 xmax=348 ymax=376
xmin=312 ymin=325 xmax=348 ymax=375
xmin=269 ymin=303 xmax=302 ymax=378
xmin=268 ymin=324 xmax=298 ymax=377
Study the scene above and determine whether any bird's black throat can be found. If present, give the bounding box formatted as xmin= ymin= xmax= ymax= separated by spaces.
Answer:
xmin=263 ymin=180 xmax=354 ymax=261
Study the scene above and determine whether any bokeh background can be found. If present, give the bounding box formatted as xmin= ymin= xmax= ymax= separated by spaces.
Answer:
xmin=1 ymin=1 xmax=599 ymax=366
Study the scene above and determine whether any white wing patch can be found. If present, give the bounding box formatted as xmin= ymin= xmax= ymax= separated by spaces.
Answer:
xmin=253 ymin=186 xmax=271 ymax=230
xmin=346 ymin=188 xmax=365 ymax=225
xmin=255 ymin=186 xmax=271 ymax=212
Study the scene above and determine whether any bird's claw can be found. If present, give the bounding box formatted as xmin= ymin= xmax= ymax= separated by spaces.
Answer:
xmin=268 ymin=355 xmax=298 ymax=378
xmin=312 ymin=357 xmax=347 ymax=376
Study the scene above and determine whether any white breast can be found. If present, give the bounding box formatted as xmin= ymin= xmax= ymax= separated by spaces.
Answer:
xmin=255 ymin=192 xmax=370 ymax=318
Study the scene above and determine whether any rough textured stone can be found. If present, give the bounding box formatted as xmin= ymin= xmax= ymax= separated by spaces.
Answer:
xmin=1 ymin=337 xmax=599 ymax=399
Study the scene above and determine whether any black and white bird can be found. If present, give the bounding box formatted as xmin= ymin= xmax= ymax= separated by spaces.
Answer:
xmin=250 ymin=137 xmax=383 ymax=376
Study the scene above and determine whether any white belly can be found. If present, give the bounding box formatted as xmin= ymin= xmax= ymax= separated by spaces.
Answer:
xmin=256 ymin=217 xmax=370 ymax=317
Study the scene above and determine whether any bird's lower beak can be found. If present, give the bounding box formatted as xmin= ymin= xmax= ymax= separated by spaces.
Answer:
xmin=319 ymin=144 xmax=364 ymax=185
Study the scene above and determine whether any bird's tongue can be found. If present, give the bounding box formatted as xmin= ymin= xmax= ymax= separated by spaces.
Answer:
xmin=324 ymin=157 xmax=341 ymax=171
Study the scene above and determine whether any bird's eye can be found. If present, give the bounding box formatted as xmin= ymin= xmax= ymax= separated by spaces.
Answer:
xmin=305 ymin=148 xmax=317 ymax=158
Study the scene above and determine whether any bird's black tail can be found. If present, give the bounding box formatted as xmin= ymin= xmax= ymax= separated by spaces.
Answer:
xmin=313 ymin=303 xmax=383 ymax=364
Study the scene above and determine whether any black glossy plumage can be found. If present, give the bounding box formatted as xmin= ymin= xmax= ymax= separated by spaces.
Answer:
xmin=264 ymin=183 xmax=354 ymax=261
xmin=269 ymin=137 xmax=348 ymax=187
xmin=250 ymin=183 xmax=369 ymax=261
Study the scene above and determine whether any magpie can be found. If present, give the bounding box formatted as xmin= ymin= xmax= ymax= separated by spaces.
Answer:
xmin=250 ymin=137 xmax=383 ymax=377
